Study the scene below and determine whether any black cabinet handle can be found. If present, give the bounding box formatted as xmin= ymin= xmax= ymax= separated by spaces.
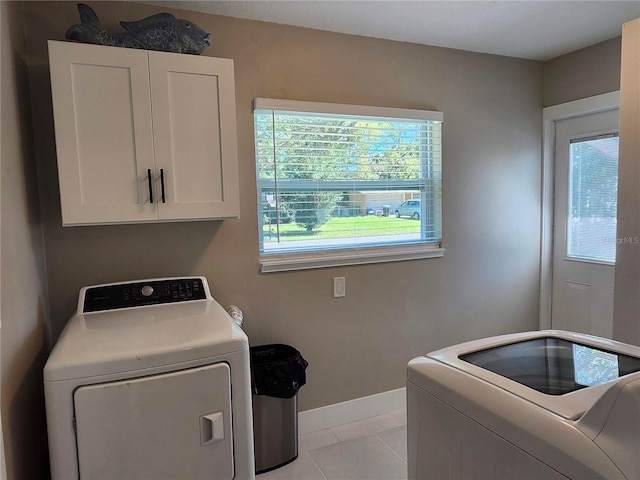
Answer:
xmin=160 ymin=169 xmax=166 ymax=203
xmin=147 ymin=168 xmax=154 ymax=204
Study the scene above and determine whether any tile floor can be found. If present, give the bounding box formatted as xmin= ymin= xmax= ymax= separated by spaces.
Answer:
xmin=258 ymin=409 xmax=407 ymax=480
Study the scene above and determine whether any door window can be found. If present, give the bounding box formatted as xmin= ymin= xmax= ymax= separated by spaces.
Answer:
xmin=568 ymin=134 xmax=619 ymax=263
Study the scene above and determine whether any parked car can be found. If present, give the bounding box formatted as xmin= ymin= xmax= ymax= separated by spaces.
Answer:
xmin=395 ymin=200 xmax=421 ymax=219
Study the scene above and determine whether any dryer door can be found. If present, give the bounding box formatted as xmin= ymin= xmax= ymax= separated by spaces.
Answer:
xmin=74 ymin=362 xmax=233 ymax=479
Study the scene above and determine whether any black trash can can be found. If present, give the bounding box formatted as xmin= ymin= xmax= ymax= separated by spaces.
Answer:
xmin=250 ymin=344 xmax=308 ymax=474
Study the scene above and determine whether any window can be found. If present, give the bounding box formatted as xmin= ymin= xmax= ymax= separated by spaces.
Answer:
xmin=568 ymin=134 xmax=619 ymax=263
xmin=254 ymin=99 xmax=443 ymax=272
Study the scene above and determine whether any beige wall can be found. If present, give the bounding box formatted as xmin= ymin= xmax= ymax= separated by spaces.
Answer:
xmin=614 ymin=18 xmax=640 ymax=345
xmin=543 ymin=36 xmax=622 ymax=107
xmin=22 ymin=1 xmax=543 ymax=413
xmin=1 ymin=2 xmax=50 ymax=478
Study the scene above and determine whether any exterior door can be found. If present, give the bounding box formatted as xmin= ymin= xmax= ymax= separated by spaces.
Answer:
xmin=551 ymin=109 xmax=619 ymax=338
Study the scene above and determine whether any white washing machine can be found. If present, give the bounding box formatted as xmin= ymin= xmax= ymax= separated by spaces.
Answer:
xmin=407 ymin=330 xmax=640 ymax=480
xmin=44 ymin=277 xmax=255 ymax=480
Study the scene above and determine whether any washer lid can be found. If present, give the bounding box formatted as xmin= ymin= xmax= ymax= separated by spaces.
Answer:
xmin=44 ymin=298 xmax=248 ymax=382
xmin=421 ymin=330 xmax=640 ymax=420
xmin=459 ymin=336 xmax=640 ymax=395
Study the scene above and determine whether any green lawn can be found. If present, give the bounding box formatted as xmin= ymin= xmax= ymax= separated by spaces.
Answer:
xmin=263 ymin=215 xmax=419 ymax=241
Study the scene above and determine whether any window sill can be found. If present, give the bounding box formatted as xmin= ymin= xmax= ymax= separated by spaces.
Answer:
xmin=260 ymin=244 xmax=444 ymax=273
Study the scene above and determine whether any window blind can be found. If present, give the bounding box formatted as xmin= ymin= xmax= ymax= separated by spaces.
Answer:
xmin=254 ymin=99 xmax=443 ymax=254
xmin=568 ymin=134 xmax=619 ymax=263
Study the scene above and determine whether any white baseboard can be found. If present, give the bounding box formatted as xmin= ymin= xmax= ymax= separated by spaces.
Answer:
xmin=298 ymin=387 xmax=406 ymax=435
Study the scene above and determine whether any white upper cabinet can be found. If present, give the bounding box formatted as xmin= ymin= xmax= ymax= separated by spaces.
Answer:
xmin=48 ymin=40 xmax=239 ymax=226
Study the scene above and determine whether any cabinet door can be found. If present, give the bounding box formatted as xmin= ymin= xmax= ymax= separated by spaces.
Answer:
xmin=48 ymin=41 xmax=157 ymax=225
xmin=74 ymin=363 xmax=234 ymax=479
xmin=149 ymin=52 xmax=240 ymax=220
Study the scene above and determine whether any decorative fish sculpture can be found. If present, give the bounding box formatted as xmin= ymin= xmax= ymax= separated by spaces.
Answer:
xmin=65 ymin=3 xmax=212 ymax=55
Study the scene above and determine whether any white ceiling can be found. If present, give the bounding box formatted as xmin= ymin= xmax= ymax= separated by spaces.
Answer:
xmin=143 ymin=0 xmax=640 ymax=60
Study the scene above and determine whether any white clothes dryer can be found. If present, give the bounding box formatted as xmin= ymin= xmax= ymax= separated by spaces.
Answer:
xmin=44 ymin=277 xmax=254 ymax=480
xmin=407 ymin=330 xmax=640 ymax=480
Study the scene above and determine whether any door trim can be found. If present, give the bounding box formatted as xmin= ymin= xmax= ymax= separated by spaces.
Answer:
xmin=540 ymin=91 xmax=620 ymax=330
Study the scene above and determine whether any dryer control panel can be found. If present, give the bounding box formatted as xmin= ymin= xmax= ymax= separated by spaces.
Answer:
xmin=82 ymin=278 xmax=208 ymax=313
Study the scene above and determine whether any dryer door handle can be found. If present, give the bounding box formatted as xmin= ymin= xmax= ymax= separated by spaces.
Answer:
xmin=200 ymin=411 xmax=225 ymax=446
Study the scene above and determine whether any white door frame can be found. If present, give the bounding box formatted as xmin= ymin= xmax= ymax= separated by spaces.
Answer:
xmin=539 ymin=91 xmax=620 ymax=330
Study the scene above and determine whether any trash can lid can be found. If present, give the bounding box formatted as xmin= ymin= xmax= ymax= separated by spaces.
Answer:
xmin=250 ymin=344 xmax=300 ymax=366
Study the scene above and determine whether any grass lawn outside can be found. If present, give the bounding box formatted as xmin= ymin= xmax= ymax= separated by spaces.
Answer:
xmin=263 ymin=215 xmax=420 ymax=242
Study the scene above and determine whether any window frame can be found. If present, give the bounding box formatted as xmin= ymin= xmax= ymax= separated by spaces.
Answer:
xmin=253 ymin=98 xmax=445 ymax=273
